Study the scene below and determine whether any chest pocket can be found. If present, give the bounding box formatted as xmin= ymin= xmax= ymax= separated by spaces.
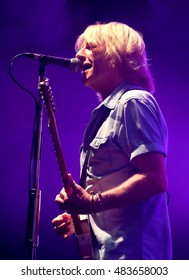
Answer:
xmin=88 ymin=136 xmax=113 ymax=176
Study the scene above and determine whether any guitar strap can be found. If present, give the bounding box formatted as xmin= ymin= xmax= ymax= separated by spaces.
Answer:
xmin=79 ymin=105 xmax=111 ymax=188
xmin=78 ymin=105 xmax=111 ymax=259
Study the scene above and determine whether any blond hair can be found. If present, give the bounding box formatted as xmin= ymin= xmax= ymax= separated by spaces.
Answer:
xmin=75 ymin=22 xmax=155 ymax=93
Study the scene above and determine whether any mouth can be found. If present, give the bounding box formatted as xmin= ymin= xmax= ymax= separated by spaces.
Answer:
xmin=82 ymin=63 xmax=92 ymax=73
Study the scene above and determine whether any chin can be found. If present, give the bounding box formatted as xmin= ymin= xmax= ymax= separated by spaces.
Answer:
xmin=82 ymin=74 xmax=97 ymax=91
xmin=82 ymin=77 xmax=92 ymax=88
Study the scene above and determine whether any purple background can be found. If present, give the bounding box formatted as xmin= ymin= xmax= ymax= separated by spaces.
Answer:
xmin=1 ymin=0 xmax=189 ymax=260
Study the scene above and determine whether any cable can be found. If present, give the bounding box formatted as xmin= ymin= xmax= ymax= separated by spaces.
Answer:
xmin=8 ymin=53 xmax=39 ymax=190
xmin=8 ymin=53 xmax=38 ymax=106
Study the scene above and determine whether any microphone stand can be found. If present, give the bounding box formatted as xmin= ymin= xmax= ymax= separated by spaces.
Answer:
xmin=25 ymin=63 xmax=46 ymax=259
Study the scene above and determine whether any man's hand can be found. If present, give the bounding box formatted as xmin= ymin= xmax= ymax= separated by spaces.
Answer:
xmin=55 ymin=173 xmax=92 ymax=214
xmin=52 ymin=212 xmax=75 ymax=239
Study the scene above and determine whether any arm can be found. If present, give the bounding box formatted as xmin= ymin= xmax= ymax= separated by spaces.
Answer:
xmin=53 ymin=152 xmax=167 ymax=214
xmin=101 ymin=152 xmax=167 ymax=209
xmin=52 ymin=152 xmax=167 ymax=238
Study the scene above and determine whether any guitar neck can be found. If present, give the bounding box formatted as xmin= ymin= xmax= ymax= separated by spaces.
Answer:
xmin=48 ymin=120 xmax=85 ymax=235
xmin=40 ymin=77 xmax=94 ymax=259
xmin=48 ymin=123 xmax=68 ymax=186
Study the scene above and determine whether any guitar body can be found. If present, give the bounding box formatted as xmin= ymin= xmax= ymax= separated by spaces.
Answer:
xmin=39 ymin=77 xmax=94 ymax=260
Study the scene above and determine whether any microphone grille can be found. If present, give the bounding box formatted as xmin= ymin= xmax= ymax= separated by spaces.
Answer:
xmin=70 ymin=58 xmax=82 ymax=72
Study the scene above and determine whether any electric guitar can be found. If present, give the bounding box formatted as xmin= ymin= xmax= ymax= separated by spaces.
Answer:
xmin=39 ymin=77 xmax=94 ymax=260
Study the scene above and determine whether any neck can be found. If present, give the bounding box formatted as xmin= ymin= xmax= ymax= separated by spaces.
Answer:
xmin=96 ymin=79 xmax=124 ymax=100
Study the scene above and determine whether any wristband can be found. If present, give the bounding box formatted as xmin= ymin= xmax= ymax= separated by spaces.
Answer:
xmin=91 ymin=192 xmax=105 ymax=213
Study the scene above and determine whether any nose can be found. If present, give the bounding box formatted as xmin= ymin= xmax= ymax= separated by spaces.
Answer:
xmin=75 ymin=48 xmax=87 ymax=63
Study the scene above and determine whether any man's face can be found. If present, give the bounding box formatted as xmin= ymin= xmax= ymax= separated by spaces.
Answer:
xmin=75 ymin=41 xmax=115 ymax=97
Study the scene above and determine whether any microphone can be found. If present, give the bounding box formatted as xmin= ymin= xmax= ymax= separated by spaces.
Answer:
xmin=22 ymin=52 xmax=82 ymax=72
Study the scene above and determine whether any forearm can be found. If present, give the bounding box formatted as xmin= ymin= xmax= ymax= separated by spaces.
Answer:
xmin=98 ymin=172 xmax=167 ymax=210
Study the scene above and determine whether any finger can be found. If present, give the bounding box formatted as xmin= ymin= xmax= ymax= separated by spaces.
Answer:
xmin=67 ymin=173 xmax=77 ymax=193
xmin=59 ymin=190 xmax=67 ymax=200
xmin=63 ymin=233 xmax=72 ymax=239
xmin=54 ymin=197 xmax=66 ymax=212
xmin=54 ymin=191 xmax=68 ymax=204
xmin=54 ymin=194 xmax=62 ymax=202
xmin=53 ymin=219 xmax=71 ymax=230
xmin=52 ymin=214 xmax=67 ymax=226
xmin=61 ymin=213 xmax=73 ymax=222
xmin=52 ymin=212 xmax=72 ymax=225
xmin=53 ymin=218 xmax=75 ymax=238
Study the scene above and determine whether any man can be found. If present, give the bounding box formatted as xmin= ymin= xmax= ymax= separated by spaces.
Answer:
xmin=52 ymin=22 xmax=172 ymax=260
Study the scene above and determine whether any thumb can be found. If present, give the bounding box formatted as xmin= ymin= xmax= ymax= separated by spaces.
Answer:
xmin=66 ymin=173 xmax=77 ymax=194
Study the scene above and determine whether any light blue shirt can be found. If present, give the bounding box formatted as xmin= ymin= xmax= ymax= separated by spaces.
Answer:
xmin=80 ymin=82 xmax=172 ymax=260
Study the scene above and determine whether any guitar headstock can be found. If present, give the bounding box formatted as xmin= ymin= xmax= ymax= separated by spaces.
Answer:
xmin=39 ymin=77 xmax=56 ymax=114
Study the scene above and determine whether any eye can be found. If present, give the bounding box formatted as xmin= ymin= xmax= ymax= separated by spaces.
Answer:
xmin=86 ymin=42 xmax=97 ymax=50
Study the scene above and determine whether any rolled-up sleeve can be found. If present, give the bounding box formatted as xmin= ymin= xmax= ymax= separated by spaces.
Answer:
xmin=119 ymin=97 xmax=168 ymax=163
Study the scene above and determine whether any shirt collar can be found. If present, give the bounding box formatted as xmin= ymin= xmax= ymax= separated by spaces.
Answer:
xmin=93 ymin=81 xmax=145 ymax=113
xmin=101 ymin=81 xmax=142 ymax=109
